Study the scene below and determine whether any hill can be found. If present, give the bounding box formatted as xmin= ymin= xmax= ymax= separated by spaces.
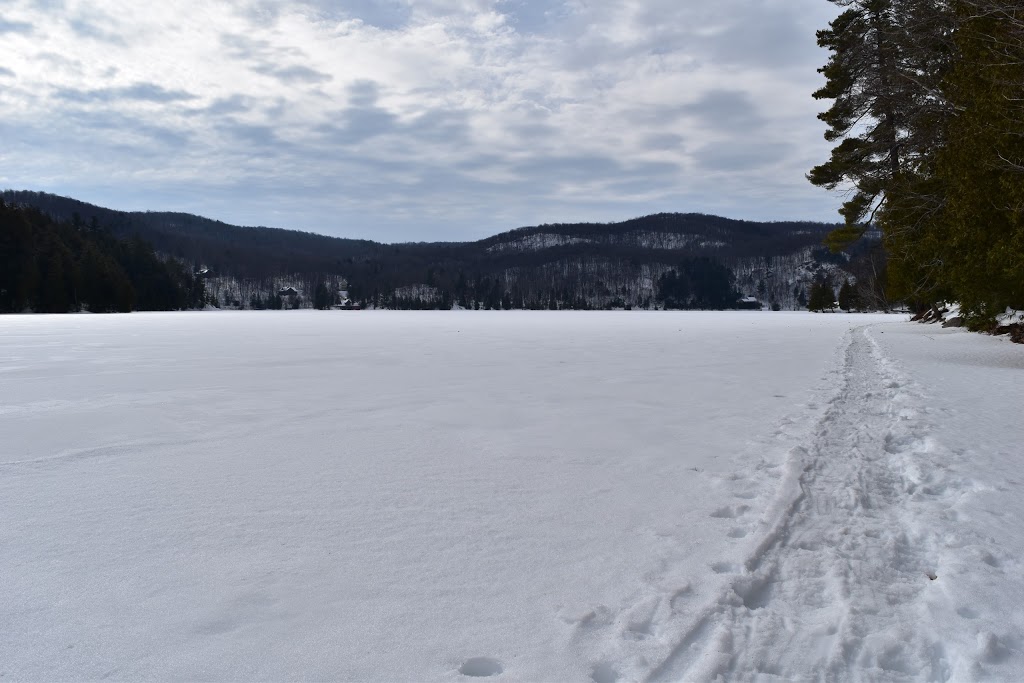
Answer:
xmin=2 ymin=190 xmax=885 ymax=311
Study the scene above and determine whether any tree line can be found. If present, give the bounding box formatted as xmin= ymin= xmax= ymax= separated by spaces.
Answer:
xmin=812 ymin=0 xmax=1023 ymax=327
xmin=0 ymin=200 xmax=206 ymax=313
xmin=4 ymin=192 xmax=851 ymax=311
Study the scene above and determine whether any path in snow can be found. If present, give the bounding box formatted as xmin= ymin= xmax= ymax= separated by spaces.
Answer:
xmin=579 ymin=325 xmax=999 ymax=682
xmin=688 ymin=327 xmax=955 ymax=680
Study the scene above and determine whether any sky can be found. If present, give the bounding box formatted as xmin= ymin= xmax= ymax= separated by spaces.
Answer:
xmin=1 ymin=0 xmax=843 ymax=242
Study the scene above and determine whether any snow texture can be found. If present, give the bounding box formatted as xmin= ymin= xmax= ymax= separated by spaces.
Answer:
xmin=484 ymin=232 xmax=722 ymax=254
xmin=0 ymin=311 xmax=1021 ymax=681
xmin=486 ymin=233 xmax=593 ymax=252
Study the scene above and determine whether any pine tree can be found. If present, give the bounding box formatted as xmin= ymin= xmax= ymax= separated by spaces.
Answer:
xmin=0 ymin=201 xmax=37 ymax=312
xmin=807 ymin=282 xmax=822 ymax=312
xmin=930 ymin=1 xmax=1024 ymax=322
xmin=808 ymin=275 xmax=837 ymax=312
xmin=838 ymin=279 xmax=861 ymax=311
xmin=39 ymin=245 xmax=72 ymax=313
xmin=810 ymin=0 xmax=955 ymax=249
xmin=313 ymin=281 xmax=333 ymax=309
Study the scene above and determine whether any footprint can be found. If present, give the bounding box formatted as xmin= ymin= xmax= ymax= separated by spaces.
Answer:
xmin=459 ymin=658 xmax=503 ymax=677
xmin=737 ymin=578 xmax=773 ymax=610
xmin=669 ymin=584 xmax=692 ymax=610
xmin=980 ymin=551 xmax=1000 ymax=568
xmin=978 ymin=633 xmax=1012 ymax=664
xmin=624 ymin=598 xmax=660 ymax=638
xmin=957 ymin=607 xmax=980 ymax=620
xmin=557 ymin=605 xmax=611 ymax=629
xmin=793 ymin=539 xmax=822 ymax=551
xmin=591 ymin=662 xmax=619 ymax=683
xmin=711 ymin=561 xmax=740 ymax=574
xmin=727 ymin=528 xmax=749 ymax=539
xmin=710 ymin=505 xmax=750 ymax=519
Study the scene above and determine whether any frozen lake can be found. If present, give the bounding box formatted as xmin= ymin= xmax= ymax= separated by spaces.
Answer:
xmin=3 ymin=311 xmax=1020 ymax=681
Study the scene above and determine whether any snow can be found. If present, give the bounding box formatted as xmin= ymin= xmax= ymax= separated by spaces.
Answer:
xmin=0 ymin=311 xmax=1021 ymax=681
xmin=486 ymin=233 xmax=593 ymax=252
xmin=868 ymin=323 xmax=1024 ymax=680
xmin=604 ymin=231 xmax=699 ymax=250
xmin=997 ymin=307 xmax=1024 ymax=325
xmin=483 ymin=231 xmax=726 ymax=254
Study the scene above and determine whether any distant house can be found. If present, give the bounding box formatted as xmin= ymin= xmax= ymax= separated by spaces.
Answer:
xmin=738 ymin=295 xmax=761 ymax=310
xmin=332 ymin=297 xmax=361 ymax=310
xmin=278 ymin=286 xmax=298 ymax=297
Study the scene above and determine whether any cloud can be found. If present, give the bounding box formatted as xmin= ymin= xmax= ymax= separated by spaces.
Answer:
xmin=217 ymin=121 xmax=282 ymax=146
xmin=692 ymin=141 xmax=794 ymax=173
xmin=682 ymin=90 xmax=767 ymax=132
xmin=68 ymin=17 xmax=127 ymax=46
xmin=254 ymin=64 xmax=332 ymax=85
xmin=0 ymin=18 xmax=33 ymax=34
xmin=306 ymin=0 xmax=412 ymax=30
xmin=1 ymin=0 xmax=844 ymax=241
xmin=203 ymin=95 xmax=256 ymax=116
xmin=641 ymin=133 xmax=685 ymax=152
xmin=69 ymin=110 xmax=193 ymax=148
xmin=55 ymin=83 xmax=197 ymax=104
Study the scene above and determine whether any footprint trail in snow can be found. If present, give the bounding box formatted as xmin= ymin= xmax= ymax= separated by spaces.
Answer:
xmin=576 ymin=326 xmax=980 ymax=682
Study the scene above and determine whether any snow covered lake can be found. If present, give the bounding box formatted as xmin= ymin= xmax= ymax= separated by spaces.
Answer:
xmin=1 ymin=311 xmax=1021 ymax=681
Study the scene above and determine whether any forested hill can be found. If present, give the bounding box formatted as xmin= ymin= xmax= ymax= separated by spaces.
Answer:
xmin=1 ymin=190 xmax=385 ymax=278
xmin=3 ymin=190 xmax=883 ymax=311
xmin=0 ymin=200 xmax=207 ymax=313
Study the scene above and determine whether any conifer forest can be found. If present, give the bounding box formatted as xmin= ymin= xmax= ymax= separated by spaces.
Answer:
xmin=810 ymin=0 xmax=1023 ymax=327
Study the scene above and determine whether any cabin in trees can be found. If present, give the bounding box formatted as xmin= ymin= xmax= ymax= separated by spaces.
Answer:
xmin=332 ymin=290 xmax=361 ymax=310
xmin=738 ymin=296 xmax=762 ymax=310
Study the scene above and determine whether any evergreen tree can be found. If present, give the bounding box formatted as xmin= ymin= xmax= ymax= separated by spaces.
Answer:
xmin=808 ymin=275 xmax=837 ymax=312
xmin=838 ymin=279 xmax=861 ymax=311
xmin=0 ymin=201 xmax=200 ymax=313
xmin=656 ymin=258 xmax=739 ymax=309
xmin=313 ymin=281 xmax=334 ymax=309
xmin=809 ymin=0 xmax=955 ymax=247
xmin=812 ymin=0 xmax=1022 ymax=324
xmin=38 ymin=242 xmax=74 ymax=313
xmin=929 ymin=0 xmax=1024 ymax=322
xmin=0 ymin=202 xmax=38 ymax=312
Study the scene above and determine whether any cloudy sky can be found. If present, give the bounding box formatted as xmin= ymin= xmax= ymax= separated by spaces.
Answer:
xmin=1 ymin=0 xmax=842 ymax=242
